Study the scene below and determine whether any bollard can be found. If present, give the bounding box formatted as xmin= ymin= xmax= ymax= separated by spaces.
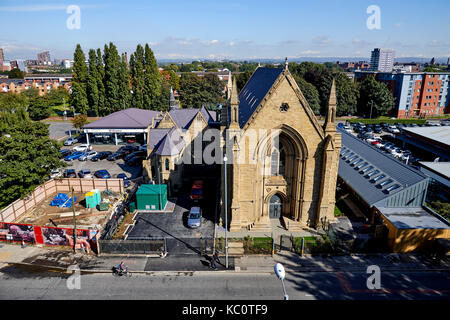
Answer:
xmin=300 ymin=237 xmax=304 ymax=256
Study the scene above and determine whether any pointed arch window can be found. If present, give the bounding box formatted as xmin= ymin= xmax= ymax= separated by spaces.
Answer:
xmin=165 ymin=158 xmax=170 ymax=171
xmin=270 ymin=145 xmax=286 ymax=177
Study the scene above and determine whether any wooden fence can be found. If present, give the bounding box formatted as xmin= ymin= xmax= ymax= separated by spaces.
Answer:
xmin=0 ymin=178 xmax=124 ymax=223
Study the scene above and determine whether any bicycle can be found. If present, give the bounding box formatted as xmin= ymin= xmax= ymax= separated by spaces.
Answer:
xmin=112 ymin=266 xmax=132 ymax=277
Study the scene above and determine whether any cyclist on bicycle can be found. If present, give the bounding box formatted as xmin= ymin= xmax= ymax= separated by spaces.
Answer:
xmin=117 ymin=261 xmax=127 ymax=273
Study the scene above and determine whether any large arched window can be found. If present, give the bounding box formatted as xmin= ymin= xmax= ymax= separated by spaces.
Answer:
xmin=270 ymin=146 xmax=286 ymax=177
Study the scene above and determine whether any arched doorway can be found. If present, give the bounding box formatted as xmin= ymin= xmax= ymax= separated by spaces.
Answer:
xmin=269 ymin=194 xmax=282 ymax=219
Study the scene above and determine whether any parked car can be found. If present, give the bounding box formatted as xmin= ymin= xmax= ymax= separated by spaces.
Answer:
xmin=400 ymin=151 xmax=413 ymax=161
xmin=138 ymin=144 xmax=147 ymax=152
xmin=119 ymin=145 xmax=137 ymax=153
xmin=107 ymin=151 xmax=126 ymax=161
xmin=117 ymin=173 xmax=131 ymax=188
xmin=63 ymin=169 xmax=76 ymax=178
xmin=189 ymin=180 xmax=204 ymax=201
xmin=65 ymin=151 xmax=85 ymax=161
xmin=343 ymin=125 xmax=353 ymax=133
xmin=72 ymin=144 xmax=92 ymax=152
xmin=127 ymin=155 xmax=145 ymax=166
xmin=59 ymin=149 xmax=72 ymax=157
xmin=63 ymin=137 xmax=78 ymax=146
xmin=94 ymin=170 xmax=111 ymax=179
xmin=78 ymin=169 xmax=93 ymax=178
xmin=91 ymin=151 xmax=112 ymax=161
xmin=187 ymin=207 xmax=202 ymax=228
xmin=124 ymin=151 xmax=146 ymax=162
xmin=387 ymin=125 xmax=400 ymax=134
xmin=50 ymin=168 xmax=63 ymax=179
xmin=390 ymin=147 xmax=403 ymax=158
xmin=78 ymin=151 xmax=98 ymax=161
xmin=373 ymin=126 xmax=382 ymax=134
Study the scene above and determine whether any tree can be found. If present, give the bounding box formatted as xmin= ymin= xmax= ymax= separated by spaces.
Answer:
xmin=8 ymin=68 xmax=24 ymax=79
xmin=179 ymin=73 xmax=204 ymax=108
xmin=71 ymin=44 xmax=89 ymax=114
xmin=236 ymin=70 xmax=253 ymax=91
xmin=357 ymin=75 xmax=396 ymax=118
xmin=293 ymin=75 xmax=321 ymax=115
xmin=117 ymin=53 xmax=131 ymax=110
xmin=96 ymin=48 xmax=107 ymax=116
xmin=0 ymin=114 xmax=65 ymax=209
xmin=87 ymin=49 xmax=100 ymax=116
xmin=21 ymin=87 xmax=40 ymax=101
xmin=130 ymin=45 xmax=146 ymax=109
xmin=27 ymin=96 xmax=51 ymax=120
xmin=103 ymin=42 xmax=121 ymax=112
xmin=47 ymin=87 xmax=70 ymax=107
xmin=71 ymin=114 xmax=88 ymax=133
xmin=334 ymin=73 xmax=359 ymax=116
xmin=144 ymin=44 xmax=162 ymax=107
xmin=203 ymin=74 xmax=225 ymax=107
xmin=0 ymin=92 xmax=29 ymax=112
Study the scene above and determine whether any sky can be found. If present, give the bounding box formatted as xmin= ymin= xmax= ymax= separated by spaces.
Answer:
xmin=1 ymin=0 xmax=450 ymax=61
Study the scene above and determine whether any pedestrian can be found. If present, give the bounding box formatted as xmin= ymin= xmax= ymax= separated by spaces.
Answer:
xmin=210 ymin=254 xmax=217 ymax=270
xmin=213 ymin=251 xmax=220 ymax=265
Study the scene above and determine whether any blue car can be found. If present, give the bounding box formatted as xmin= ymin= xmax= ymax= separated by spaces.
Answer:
xmin=94 ymin=170 xmax=111 ymax=179
xmin=65 ymin=151 xmax=85 ymax=161
xmin=117 ymin=173 xmax=131 ymax=187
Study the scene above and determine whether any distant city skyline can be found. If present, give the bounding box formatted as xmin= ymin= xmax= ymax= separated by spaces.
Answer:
xmin=1 ymin=0 xmax=449 ymax=61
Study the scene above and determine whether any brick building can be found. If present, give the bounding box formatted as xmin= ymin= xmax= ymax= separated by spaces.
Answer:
xmin=355 ymin=71 xmax=450 ymax=118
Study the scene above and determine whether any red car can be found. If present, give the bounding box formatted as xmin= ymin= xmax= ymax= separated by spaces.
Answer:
xmin=371 ymin=141 xmax=380 ymax=146
xmin=189 ymin=180 xmax=204 ymax=201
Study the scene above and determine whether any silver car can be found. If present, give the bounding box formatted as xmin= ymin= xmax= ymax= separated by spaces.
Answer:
xmin=79 ymin=151 xmax=97 ymax=161
xmin=187 ymin=207 xmax=202 ymax=228
xmin=63 ymin=137 xmax=78 ymax=146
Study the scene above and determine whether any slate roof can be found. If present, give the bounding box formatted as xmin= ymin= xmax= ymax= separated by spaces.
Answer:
xmin=154 ymin=128 xmax=185 ymax=156
xmin=148 ymin=128 xmax=171 ymax=149
xmin=338 ymin=128 xmax=428 ymax=206
xmin=168 ymin=108 xmax=199 ymax=129
xmin=236 ymin=67 xmax=284 ymax=128
xmin=84 ymin=108 xmax=160 ymax=129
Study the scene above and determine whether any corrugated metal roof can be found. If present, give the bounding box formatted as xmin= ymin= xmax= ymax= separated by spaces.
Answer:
xmin=402 ymin=126 xmax=450 ymax=147
xmin=236 ymin=67 xmax=284 ymax=128
xmin=83 ymin=108 xmax=160 ymax=129
xmin=338 ymin=128 xmax=427 ymax=206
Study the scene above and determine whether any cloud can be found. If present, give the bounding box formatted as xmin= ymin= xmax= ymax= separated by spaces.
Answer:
xmin=300 ymin=50 xmax=320 ymax=55
xmin=0 ymin=4 xmax=100 ymax=12
xmin=312 ymin=36 xmax=331 ymax=47
xmin=428 ymin=40 xmax=450 ymax=47
xmin=352 ymin=38 xmax=374 ymax=47
xmin=201 ymin=40 xmax=220 ymax=46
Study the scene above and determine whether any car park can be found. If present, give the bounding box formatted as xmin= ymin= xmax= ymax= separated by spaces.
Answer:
xmin=59 ymin=149 xmax=72 ymax=157
xmin=127 ymin=155 xmax=145 ymax=166
xmin=189 ymin=180 xmax=204 ymax=201
xmin=63 ymin=137 xmax=78 ymax=146
xmin=91 ymin=151 xmax=112 ymax=161
xmin=107 ymin=151 xmax=126 ymax=161
xmin=373 ymin=126 xmax=382 ymax=133
xmin=94 ymin=170 xmax=111 ymax=179
xmin=50 ymin=168 xmax=63 ymax=179
xmin=72 ymin=144 xmax=92 ymax=152
xmin=187 ymin=207 xmax=202 ymax=228
xmin=79 ymin=151 xmax=98 ymax=161
xmin=387 ymin=125 xmax=400 ymax=134
xmin=78 ymin=169 xmax=93 ymax=178
xmin=124 ymin=151 xmax=146 ymax=162
xmin=65 ymin=151 xmax=85 ymax=161
xmin=63 ymin=169 xmax=76 ymax=178
xmin=117 ymin=173 xmax=131 ymax=188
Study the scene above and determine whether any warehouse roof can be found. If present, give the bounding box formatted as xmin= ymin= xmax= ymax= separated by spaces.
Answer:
xmin=419 ymin=161 xmax=450 ymax=180
xmin=338 ymin=128 xmax=428 ymax=206
xmin=401 ymin=126 xmax=450 ymax=147
xmin=378 ymin=207 xmax=450 ymax=229
xmin=83 ymin=108 xmax=160 ymax=129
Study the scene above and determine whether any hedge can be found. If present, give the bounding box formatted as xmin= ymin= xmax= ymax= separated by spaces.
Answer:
xmin=347 ymin=118 xmax=427 ymax=125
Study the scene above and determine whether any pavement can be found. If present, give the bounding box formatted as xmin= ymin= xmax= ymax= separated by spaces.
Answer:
xmin=0 ymin=243 xmax=448 ymax=275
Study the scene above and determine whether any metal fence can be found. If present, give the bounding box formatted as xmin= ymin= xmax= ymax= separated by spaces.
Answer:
xmin=98 ymin=239 xmax=164 ymax=254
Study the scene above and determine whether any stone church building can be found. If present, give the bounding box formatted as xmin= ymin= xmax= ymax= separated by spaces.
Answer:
xmin=221 ymin=62 xmax=341 ymax=232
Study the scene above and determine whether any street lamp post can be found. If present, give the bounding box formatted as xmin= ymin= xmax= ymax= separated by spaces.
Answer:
xmin=274 ymin=263 xmax=289 ymax=300
xmin=223 ymin=155 xmax=228 ymax=269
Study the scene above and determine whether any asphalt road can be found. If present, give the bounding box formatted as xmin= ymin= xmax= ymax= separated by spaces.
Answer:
xmin=0 ymin=266 xmax=448 ymax=300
